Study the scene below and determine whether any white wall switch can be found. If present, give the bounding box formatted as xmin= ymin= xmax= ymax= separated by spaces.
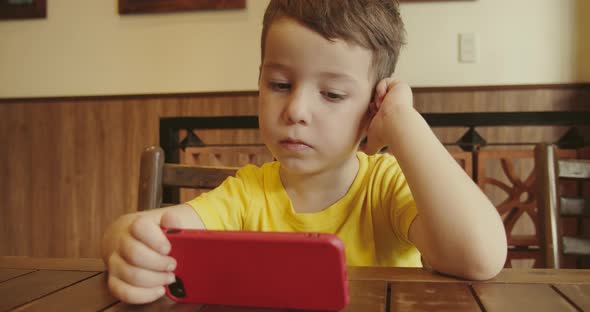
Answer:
xmin=459 ymin=33 xmax=478 ymax=63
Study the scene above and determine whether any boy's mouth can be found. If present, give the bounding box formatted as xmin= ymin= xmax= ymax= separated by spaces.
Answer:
xmin=279 ymin=138 xmax=312 ymax=151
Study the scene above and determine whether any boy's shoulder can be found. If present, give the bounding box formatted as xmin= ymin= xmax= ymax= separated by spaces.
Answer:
xmin=358 ymin=151 xmax=400 ymax=170
xmin=357 ymin=151 xmax=408 ymax=188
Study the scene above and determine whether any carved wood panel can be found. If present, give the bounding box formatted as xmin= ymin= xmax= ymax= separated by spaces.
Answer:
xmin=179 ymin=144 xmax=274 ymax=202
xmin=476 ymin=148 xmax=581 ymax=268
xmin=451 ymin=151 xmax=473 ymax=178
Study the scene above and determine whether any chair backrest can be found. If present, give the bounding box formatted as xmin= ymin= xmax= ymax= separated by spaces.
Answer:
xmin=138 ymin=146 xmax=238 ymax=211
xmin=534 ymin=143 xmax=590 ymax=268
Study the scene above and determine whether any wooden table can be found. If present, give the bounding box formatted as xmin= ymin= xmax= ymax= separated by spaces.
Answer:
xmin=1 ymin=257 xmax=589 ymax=311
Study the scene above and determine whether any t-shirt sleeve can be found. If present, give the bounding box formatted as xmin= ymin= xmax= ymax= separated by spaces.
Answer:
xmin=185 ymin=166 xmax=253 ymax=231
xmin=378 ymin=157 xmax=418 ymax=246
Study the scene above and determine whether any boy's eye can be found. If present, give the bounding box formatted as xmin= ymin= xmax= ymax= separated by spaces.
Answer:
xmin=321 ymin=91 xmax=346 ymax=102
xmin=268 ymin=82 xmax=291 ymax=91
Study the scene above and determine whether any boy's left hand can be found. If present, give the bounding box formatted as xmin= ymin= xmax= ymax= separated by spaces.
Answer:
xmin=362 ymin=77 xmax=414 ymax=155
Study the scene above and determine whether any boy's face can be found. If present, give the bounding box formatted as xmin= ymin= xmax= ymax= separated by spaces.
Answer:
xmin=258 ymin=17 xmax=374 ymax=174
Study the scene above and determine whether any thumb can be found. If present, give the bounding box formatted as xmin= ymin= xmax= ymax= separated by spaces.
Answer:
xmin=160 ymin=210 xmax=184 ymax=229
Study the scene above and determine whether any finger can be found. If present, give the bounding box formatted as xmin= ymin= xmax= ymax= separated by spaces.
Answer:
xmin=385 ymin=79 xmax=401 ymax=93
xmin=160 ymin=210 xmax=185 ymax=229
xmin=108 ymin=275 xmax=166 ymax=304
xmin=110 ymin=253 xmax=176 ymax=288
xmin=377 ymin=78 xmax=399 ymax=109
xmin=129 ymin=216 xmax=171 ymax=255
xmin=376 ymin=78 xmax=389 ymax=101
xmin=382 ymin=81 xmax=414 ymax=108
xmin=119 ymin=235 xmax=176 ymax=272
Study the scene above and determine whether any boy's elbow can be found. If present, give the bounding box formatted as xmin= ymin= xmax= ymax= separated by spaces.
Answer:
xmin=461 ymin=226 xmax=508 ymax=280
xmin=462 ymin=257 xmax=505 ymax=281
xmin=430 ymin=241 xmax=507 ymax=281
xmin=461 ymin=244 xmax=507 ymax=281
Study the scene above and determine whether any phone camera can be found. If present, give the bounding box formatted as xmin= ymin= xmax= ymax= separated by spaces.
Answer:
xmin=168 ymin=276 xmax=186 ymax=298
xmin=166 ymin=229 xmax=181 ymax=234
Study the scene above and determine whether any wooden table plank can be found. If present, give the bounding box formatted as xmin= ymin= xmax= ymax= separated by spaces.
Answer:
xmin=390 ymin=282 xmax=481 ymax=311
xmin=107 ymin=280 xmax=386 ymax=312
xmin=199 ymin=306 xmax=287 ymax=311
xmin=348 ymin=266 xmax=463 ymax=283
xmin=2 ymin=258 xmax=588 ymax=284
xmin=0 ymin=270 xmax=98 ymax=311
xmin=348 ymin=266 xmax=590 ymax=284
xmin=473 ymin=283 xmax=577 ymax=312
xmin=0 ymin=256 xmax=105 ymax=271
xmin=554 ymin=284 xmax=590 ymax=311
xmin=12 ymin=272 xmax=118 ymax=311
xmin=342 ymin=280 xmax=388 ymax=312
xmin=106 ymin=296 xmax=203 ymax=311
xmin=0 ymin=268 xmax=35 ymax=283
xmin=491 ymin=269 xmax=590 ymax=285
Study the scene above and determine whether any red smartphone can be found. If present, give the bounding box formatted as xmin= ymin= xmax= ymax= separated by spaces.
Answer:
xmin=163 ymin=228 xmax=349 ymax=311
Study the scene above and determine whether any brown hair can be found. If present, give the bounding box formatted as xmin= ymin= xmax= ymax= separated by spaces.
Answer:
xmin=261 ymin=0 xmax=406 ymax=85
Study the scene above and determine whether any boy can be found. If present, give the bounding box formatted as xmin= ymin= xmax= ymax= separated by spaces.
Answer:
xmin=102 ymin=0 xmax=507 ymax=304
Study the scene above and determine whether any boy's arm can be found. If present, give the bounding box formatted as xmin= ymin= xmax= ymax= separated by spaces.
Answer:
xmin=365 ymin=80 xmax=507 ymax=280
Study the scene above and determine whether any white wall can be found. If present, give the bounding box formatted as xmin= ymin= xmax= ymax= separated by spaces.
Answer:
xmin=398 ymin=0 xmax=590 ymax=86
xmin=0 ymin=0 xmax=588 ymax=98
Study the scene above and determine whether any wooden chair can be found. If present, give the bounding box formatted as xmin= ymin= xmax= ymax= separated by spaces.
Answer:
xmin=137 ymin=146 xmax=238 ymax=211
xmin=476 ymin=148 xmax=542 ymax=267
xmin=534 ymin=143 xmax=590 ymax=268
xmin=179 ymin=145 xmax=273 ymax=202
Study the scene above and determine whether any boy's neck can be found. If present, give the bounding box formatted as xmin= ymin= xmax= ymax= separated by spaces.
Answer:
xmin=279 ymin=153 xmax=360 ymax=214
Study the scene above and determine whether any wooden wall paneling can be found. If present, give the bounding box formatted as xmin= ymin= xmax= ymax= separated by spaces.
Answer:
xmin=413 ymin=86 xmax=590 ymax=113
xmin=0 ymin=103 xmax=7 ymax=254
xmin=0 ymin=94 xmax=259 ymax=258
xmin=1 ymin=103 xmax=32 ymax=256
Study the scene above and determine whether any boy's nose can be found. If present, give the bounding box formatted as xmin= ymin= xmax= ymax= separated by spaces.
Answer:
xmin=283 ymin=90 xmax=311 ymax=125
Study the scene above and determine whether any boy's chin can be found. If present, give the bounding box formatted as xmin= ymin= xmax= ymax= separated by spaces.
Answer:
xmin=277 ymin=158 xmax=322 ymax=175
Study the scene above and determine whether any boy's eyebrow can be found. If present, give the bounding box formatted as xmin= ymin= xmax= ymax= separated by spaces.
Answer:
xmin=319 ymin=72 xmax=359 ymax=85
xmin=262 ymin=62 xmax=290 ymax=71
xmin=262 ymin=62 xmax=360 ymax=85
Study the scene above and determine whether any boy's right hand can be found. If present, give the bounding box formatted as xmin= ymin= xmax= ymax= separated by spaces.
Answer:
xmin=103 ymin=211 xmax=184 ymax=304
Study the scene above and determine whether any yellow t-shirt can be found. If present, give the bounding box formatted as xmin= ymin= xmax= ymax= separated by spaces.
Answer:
xmin=186 ymin=152 xmax=421 ymax=267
